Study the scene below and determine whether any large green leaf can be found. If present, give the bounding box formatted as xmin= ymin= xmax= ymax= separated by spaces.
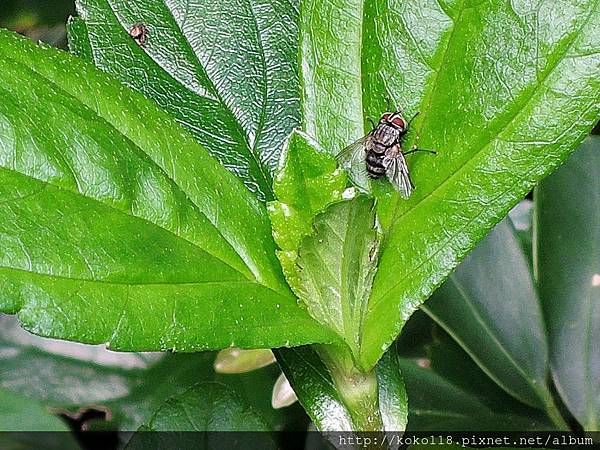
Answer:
xmin=68 ymin=0 xmax=301 ymax=201
xmin=398 ymin=358 xmax=550 ymax=432
xmin=396 ymin=319 xmax=553 ymax=432
xmin=0 ymin=30 xmax=334 ymax=350
xmin=125 ymin=383 xmax=277 ymax=449
xmin=535 ymin=136 xmax=600 ymax=431
xmin=422 ymin=219 xmax=553 ymax=411
xmin=130 ymin=382 xmax=274 ymax=431
xmin=299 ymin=0 xmax=600 ymax=369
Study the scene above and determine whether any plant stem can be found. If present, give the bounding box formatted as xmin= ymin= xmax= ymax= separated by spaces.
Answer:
xmin=317 ymin=344 xmax=383 ymax=432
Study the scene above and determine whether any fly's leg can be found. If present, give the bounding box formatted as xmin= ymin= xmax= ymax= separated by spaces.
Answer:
xmin=407 ymin=111 xmax=420 ymax=126
xmin=403 ymin=148 xmax=437 ymax=156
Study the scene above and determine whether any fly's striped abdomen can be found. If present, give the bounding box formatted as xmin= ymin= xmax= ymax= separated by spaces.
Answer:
xmin=366 ymin=150 xmax=386 ymax=178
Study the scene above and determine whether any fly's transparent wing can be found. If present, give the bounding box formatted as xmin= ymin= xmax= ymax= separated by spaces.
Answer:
xmin=384 ymin=149 xmax=414 ymax=198
xmin=335 ymin=135 xmax=368 ymax=170
xmin=336 ymin=135 xmax=370 ymax=191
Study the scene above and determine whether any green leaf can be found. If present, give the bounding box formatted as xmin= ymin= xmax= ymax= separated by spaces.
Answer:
xmin=125 ymin=383 xmax=277 ymax=449
xmin=300 ymin=0 xmax=364 ymax=152
xmin=421 ymin=219 xmax=553 ymax=410
xmin=294 ymin=196 xmax=379 ymax=360
xmin=274 ymin=345 xmax=407 ymax=432
xmin=134 ymin=382 xmax=273 ymax=431
xmin=68 ymin=0 xmax=301 ymax=201
xmin=274 ymin=347 xmax=353 ymax=431
xmin=535 ymin=136 xmax=600 ymax=431
xmin=300 ymin=0 xmax=600 ymax=370
xmin=267 ymin=130 xmax=348 ymax=283
xmin=424 ymin=332 xmax=555 ymax=429
xmin=0 ymin=30 xmax=334 ymax=350
xmin=398 ymin=358 xmax=550 ymax=432
xmin=395 ymin=319 xmax=554 ymax=432
xmin=0 ymin=388 xmax=71 ymax=432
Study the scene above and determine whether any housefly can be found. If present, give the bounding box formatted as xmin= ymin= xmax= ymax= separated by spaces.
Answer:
xmin=129 ymin=23 xmax=149 ymax=45
xmin=336 ymin=111 xmax=435 ymax=198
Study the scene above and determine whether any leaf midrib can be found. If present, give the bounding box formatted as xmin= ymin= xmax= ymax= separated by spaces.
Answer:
xmin=373 ymin=0 xmax=598 ymax=306
xmin=0 ymin=265 xmax=258 ymax=287
xmin=0 ymin=52 xmax=275 ymax=285
xmin=104 ymin=0 xmax=274 ymax=198
xmin=0 ymin=161 xmax=253 ymax=286
xmin=422 ymin=275 xmax=547 ymax=409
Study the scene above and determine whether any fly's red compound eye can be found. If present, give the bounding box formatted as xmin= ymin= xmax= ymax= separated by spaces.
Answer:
xmin=381 ymin=113 xmax=391 ymax=122
xmin=392 ymin=116 xmax=406 ymax=128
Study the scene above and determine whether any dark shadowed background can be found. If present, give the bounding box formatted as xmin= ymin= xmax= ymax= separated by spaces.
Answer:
xmin=1 ymin=0 xmax=74 ymax=47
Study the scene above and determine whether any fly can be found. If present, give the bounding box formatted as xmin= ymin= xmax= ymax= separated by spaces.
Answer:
xmin=336 ymin=111 xmax=436 ymax=198
xmin=129 ymin=23 xmax=149 ymax=46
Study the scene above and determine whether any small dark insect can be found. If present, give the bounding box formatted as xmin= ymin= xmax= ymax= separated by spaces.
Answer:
xmin=336 ymin=111 xmax=436 ymax=198
xmin=129 ymin=23 xmax=149 ymax=45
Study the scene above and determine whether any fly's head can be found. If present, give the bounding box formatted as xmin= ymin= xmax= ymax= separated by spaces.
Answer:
xmin=380 ymin=112 xmax=408 ymax=134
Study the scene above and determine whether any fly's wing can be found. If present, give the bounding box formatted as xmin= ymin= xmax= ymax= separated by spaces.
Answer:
xmin=384 ymin=148 xmax=414 ymax=198
xmin=336 ymin=135 xmax=370 ymax=191
xmin=335 ymin=135 xmax=368 ymax=170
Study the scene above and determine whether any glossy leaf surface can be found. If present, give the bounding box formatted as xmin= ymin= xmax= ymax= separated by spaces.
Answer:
xmin=0 ymin=30 xmax=334 ymax=350
xmin=133 ymin=382 xmax=272 ymax=431
xmin=399 ymin=358 xmax=550 ymax=432
xmin=300 ymin=0 xmax=600 ymax=370
xmin=535 ymin=136 xmax=600 ymax=431
xmin=422 ymin=219 xmax=551 ymax=410
xmin=125 ymin=383 xmax=277 ymax=449
xmin=395 ymin=320 xmax=553 ymax=432
xmin=69 ymin=0 xmax=301 ymax=201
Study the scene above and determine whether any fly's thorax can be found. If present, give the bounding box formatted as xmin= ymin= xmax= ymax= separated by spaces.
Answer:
xmin=368 ymin=139 xmax=388 ymax=154
xmin=371 ymin=123 xmax=401 ymax=147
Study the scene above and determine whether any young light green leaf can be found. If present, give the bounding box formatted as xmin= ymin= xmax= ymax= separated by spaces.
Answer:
xmin=508 ymin=200 xmax=534 ymax=265
xmin=535 ymin=136 xmax=600 ymax=431
xmin=0 ymin=30 xmax=335 ymax=351
xmin=69 ymin=0 xmax=301 ymax=201
xmin=422 ymin=219 xmax=553 ymax=411
xmin=214 ymin=348 xmax=276 ymax=374
xmin=294 ymin=196 xmax=379 ymax=359
xmin=299 ymin=0 xmax=600 ymax=369
xmin=267 ymin=130 xmax=348 ymax=283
